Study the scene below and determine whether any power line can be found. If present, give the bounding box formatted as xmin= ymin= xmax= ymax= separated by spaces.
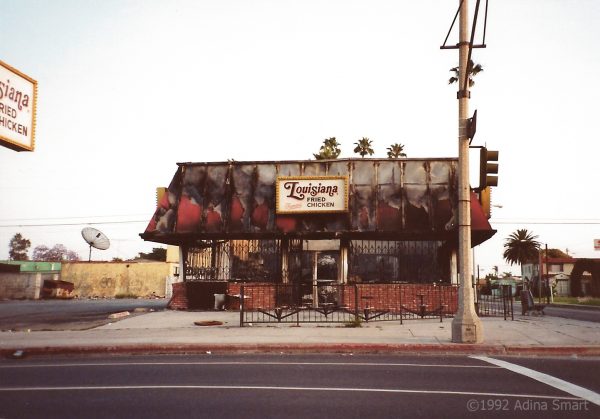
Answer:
xmin=491 ymin=219 xmax=600 ymax=225
xmin=0 ymin=214 xmax=149 ymax=222
xmin=0 ymin=220 xmax=148 ymax=228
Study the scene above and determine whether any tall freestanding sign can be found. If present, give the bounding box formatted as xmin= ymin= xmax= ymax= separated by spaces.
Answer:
xmin=0 ymin=60 xmax=37 ymax=152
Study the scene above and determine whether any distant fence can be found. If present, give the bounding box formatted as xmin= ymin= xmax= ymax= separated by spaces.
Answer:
xmin=239 ymin=283 xmax=459 ymax=326
xmin=476 ymin=285 xmax=514 ymax=320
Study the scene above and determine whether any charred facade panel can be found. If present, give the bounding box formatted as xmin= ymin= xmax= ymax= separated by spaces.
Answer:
xmin=204 ymin=165 xmax=229 ymax=233
xmin=351 ymin=160 xmax=377 ymax=231
xmin=144 ymin=159 xmax=469 ymax=240
xmin=376 ymin=161 xmax=403 ymax=231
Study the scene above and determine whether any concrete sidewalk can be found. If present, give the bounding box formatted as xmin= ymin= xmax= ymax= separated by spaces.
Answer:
xmin=2 ymin=310 xmax=600 ymax=357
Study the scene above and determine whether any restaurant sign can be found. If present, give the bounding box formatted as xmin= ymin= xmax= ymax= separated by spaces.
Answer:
xmin=0 ymin=60 xmax=37 ymax=152
xmin=276 ymin=176 xmax=348 ymax=214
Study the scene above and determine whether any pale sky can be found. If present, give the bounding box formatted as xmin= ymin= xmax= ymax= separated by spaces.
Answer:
xmin=0 ymin=0 xmax=599 ymax=275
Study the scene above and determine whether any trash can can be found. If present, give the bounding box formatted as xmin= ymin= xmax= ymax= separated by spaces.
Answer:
xmin=213 ymin=293 xmax=226 ymax=310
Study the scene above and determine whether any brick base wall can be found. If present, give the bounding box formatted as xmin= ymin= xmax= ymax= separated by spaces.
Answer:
xmin=168 ymin=282 xmax=458 ymax=314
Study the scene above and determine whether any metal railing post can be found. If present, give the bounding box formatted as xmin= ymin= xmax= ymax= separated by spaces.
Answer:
xmin=239 ymin=285 xmax=245 ymax=327
xmin=503 ymin=285 xmax=507 ymax=321
xmin=399 ymin=284 xmax=403 ymax=324
xmin=439 ymin=284 xmax=443 ymax=323
xmin=354 ymin=284 xmax=359 ymax=322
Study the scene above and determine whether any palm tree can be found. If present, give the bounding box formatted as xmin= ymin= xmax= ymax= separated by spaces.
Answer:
xmin=386 ymin=143 xmax=407 ymax=159
xmin=448 ymin=60 xmax=483 ymax=87
xmin=313 ymin=137 xmax=341 ymax=160
xmin=353 ymin=137 xmax=374 ymax=158
xmin=503 ymin=229 xmax=541 ymax=266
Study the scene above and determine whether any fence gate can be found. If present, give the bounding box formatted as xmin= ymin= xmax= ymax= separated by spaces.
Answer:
xmin=476 ymin=285 xmax=514 ymax=320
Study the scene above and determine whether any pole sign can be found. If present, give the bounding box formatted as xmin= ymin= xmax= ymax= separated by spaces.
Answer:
xmin=594 ymin=239 xmax=600 ymax=251
xmin=0 ymin=60 xmax=37 ymax=152
xmin=276 ymin=176 xmax=348 ymax=214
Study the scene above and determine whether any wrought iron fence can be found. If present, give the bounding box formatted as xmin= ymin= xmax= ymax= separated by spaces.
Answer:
xmin=239 ymin=283 xmax=459 ymax=326
xmin=476 ymin=285 xmax=514 ymax=320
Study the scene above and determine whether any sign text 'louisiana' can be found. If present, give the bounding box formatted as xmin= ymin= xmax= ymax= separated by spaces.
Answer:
xmin=0 ymin=60 xmax=37 ymax=152
xmin=276 ymin=176 xmax=349 ymax=214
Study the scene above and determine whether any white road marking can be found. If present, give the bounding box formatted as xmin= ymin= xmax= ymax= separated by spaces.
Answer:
xmin=0 ymin=384 xmax=582 ymax=400
xmin=472 ymin=356 xmax=600 ymax=407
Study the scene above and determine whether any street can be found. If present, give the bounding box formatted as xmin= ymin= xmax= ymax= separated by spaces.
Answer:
xmin=0 ymin=354 xmax=598 ymax=419
xmin=544 ymin=305 xmax=600 ymax=323
xmin=0 ymin=298 xmax=168 ymax=331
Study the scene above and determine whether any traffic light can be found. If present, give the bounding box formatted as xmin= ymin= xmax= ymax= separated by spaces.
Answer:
xmin=479 ymin=147 xmax=498 ymax=189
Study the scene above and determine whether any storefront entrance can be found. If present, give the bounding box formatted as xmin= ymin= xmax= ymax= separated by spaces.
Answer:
xmin=288 ymin=240 xmax=340 ymax=307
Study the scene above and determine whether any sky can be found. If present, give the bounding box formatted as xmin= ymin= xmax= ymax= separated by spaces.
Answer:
xmin=0 ymin=0 xmax=599 ymax=276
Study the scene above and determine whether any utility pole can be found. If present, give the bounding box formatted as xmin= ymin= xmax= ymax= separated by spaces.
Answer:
xmin=451 ymin=0 xmax=483 ymax=343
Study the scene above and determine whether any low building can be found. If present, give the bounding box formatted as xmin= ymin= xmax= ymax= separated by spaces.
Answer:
xmin=1 ymin=259 xmax=177 ymax=300
xmin=0 ymin=261 xmax=61 ymax=299
xmin=140 ymin=158 xmax=495 ymax=310
xmin=523 ymin=257 xmax=600 ymax=297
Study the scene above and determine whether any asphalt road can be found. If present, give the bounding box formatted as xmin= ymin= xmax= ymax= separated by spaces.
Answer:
xmin=544 ymin=305 xmax=600 ymax=323
xmin=0 ymin=298 xmax=168 ymax=331
xmin=0 ymin=354 xmax=598 ymax=419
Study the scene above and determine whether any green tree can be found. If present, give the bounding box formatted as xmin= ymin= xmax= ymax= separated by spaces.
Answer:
xmin=503 ymin=229 xmax=541 ymax=266
xmin=353 ymin=137 xmax=374 ymax=158
xmin=8 ymin=233 xmax=31 ymax=261
xmin=386 ymin=143 xmax=407 ymax=158
xmin=313 ymin=137 xmax=341 ymax=160
xmin=448 ymin=60 xmax=483 ymax=87
xmin=543 ymin=248 xmax=569 ymax=258
xmin=137 ymin=247 xmax=167 ymax=261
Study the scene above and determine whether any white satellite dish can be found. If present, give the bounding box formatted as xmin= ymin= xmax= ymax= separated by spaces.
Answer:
xmin=81 ymin=227 xmax=110 ymax=261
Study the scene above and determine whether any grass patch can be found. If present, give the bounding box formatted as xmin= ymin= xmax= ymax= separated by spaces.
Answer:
xmin=552 ymin=296 xmax=600 ymax=307
xmin=115 ymin=293 xmax=139 ymax=299
xmin=344 ymin=318 xmax=363 ymax=328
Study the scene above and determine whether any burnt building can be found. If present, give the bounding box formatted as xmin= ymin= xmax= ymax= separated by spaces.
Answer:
xmin=141 ymin=158 xmax=494 ymax=310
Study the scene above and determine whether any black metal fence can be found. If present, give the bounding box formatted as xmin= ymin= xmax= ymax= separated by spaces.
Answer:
xmin=476 ymin=285 xmax=514 ymax=320
xmin=238 ymin=283 xmax=459 ymax=326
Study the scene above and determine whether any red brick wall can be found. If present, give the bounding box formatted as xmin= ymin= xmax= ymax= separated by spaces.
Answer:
xmin=227 ymin=283 xmax=276 ymax=310
xmin=340 ymin=284 xmax=457 ymax=314
xmin=167 ymin=282 xmax=188 ymax=310
xmin=169 ymin=282 xmax=458 ymax=314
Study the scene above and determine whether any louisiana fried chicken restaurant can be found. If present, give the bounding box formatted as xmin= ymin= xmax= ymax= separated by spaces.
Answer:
xmin=141 ymin=158 xmax=495 ymax=317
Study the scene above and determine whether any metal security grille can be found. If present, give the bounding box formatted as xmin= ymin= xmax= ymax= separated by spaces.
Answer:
xmin=348 ymin=240 xmax=445 ymax=283
xmin=185 ymin=240 xmax=282 ymax=282
xmin=230 ymin=239 xmax=282 ymax=282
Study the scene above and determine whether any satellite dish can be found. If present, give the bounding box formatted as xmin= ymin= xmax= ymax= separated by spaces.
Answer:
xmin=81 ymin=227 xmax=110 ymax=261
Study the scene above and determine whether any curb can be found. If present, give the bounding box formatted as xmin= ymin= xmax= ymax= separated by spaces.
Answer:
xmin=3 ymin=343 xmax=600 ymax=358
xmin=549 ymin=303 xmax=600 ymax=311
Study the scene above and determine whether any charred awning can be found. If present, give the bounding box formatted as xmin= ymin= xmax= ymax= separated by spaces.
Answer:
xmin=140 ymin=158 xmax=495 ymax=246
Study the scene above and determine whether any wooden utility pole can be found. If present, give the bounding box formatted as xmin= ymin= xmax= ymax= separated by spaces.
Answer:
xmin=451 ymin=0 xmax=483 ymax=343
